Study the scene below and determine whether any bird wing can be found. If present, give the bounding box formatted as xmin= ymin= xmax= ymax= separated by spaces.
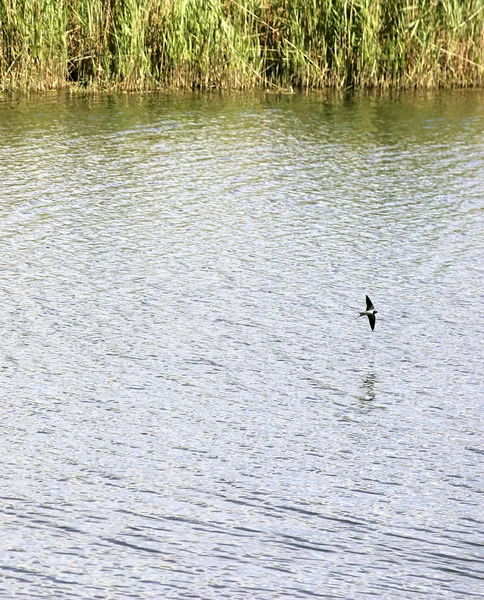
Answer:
xmin=366 ymin=295 xmax=374 ymax=311
xmin=368 ymin=313 xmax=376 ymax=331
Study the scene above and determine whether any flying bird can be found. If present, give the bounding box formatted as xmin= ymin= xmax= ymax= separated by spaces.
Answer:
xmin=359 ymin=295 xmax=377 ymax=331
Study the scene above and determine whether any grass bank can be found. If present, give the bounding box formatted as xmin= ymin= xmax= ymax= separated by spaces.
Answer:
xmin=1 ymin=0 xmax=483 ymax=92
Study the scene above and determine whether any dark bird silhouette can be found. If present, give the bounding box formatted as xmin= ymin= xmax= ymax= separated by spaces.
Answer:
xmin=359 ymin=295 xmax=377 ymax=331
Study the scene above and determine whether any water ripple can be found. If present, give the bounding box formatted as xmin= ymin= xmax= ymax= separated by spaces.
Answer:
xmin=0 ymin=91 xmax=483 ymax=599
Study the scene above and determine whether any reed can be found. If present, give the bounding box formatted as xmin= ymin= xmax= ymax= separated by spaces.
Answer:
xmin=1 ymin=0 xmax=483 ymax=91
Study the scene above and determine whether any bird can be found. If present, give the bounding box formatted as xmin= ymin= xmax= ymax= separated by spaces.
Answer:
xmin=359 ymin=295 xmax=377 ymax=331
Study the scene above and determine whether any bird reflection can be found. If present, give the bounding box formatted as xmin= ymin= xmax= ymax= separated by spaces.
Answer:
xmin=360 ymin=369 xmax=377 ymax=402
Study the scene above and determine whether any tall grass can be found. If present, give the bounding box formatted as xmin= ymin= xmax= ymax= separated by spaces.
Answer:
xmin=1 ymin=0 xmax=483 ymax=91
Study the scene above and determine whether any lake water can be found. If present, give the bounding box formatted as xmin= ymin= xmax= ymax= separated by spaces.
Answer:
xmin=0 ymin=90 xmax=483 ymax=599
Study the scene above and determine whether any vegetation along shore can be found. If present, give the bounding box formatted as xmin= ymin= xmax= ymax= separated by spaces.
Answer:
xmin=1 ymin=0 xmax=483 ymax=92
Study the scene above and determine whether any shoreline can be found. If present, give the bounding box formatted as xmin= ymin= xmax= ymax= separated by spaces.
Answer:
xmin=1 ymin=0 xmax=483 ymax=93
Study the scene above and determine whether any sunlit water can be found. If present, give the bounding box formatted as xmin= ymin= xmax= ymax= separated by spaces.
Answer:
xmin=0 ymin=91 xmax=482 ymax=599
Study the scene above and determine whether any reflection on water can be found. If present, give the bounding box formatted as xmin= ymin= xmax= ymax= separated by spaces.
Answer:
xmin=360 ymin=367 xmax=377 ymax=402
xmin=0 ymin=91 xmax=483 ymax=599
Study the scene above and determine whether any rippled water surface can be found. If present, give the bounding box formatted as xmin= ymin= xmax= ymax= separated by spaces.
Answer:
xmin=0 ymin=91 xmax=483 ymax=599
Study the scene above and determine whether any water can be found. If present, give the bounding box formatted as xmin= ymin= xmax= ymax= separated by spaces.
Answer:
xmin=0 ymin=91 xmax=483 ymax=599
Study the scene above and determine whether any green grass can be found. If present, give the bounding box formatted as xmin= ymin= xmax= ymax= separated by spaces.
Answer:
xmin=1 ymin=0 xmax=483 ymax=91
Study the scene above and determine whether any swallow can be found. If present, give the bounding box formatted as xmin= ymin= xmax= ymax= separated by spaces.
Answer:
xmin=359 ymin=295 xmax=377 ymax=331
